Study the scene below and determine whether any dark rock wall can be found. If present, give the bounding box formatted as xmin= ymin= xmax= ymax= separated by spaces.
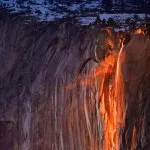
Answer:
xmin=1 ymin=13 xmax=150 ymax=150
xmin=122 ymin=35 xmax=150 ymax=150
xmin=0 ymin=13 xmax=116 ymax=150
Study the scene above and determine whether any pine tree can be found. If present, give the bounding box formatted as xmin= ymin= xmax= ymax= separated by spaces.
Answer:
xmin=47 ymin=0 xmax=54 ymax=4
xmin=16 ymin=0 xmax=25 ymax=4
xmin=120 ymin=0 xmax=125 ymax=11
xmin=102 ymin=0 xmax=113 ymax=11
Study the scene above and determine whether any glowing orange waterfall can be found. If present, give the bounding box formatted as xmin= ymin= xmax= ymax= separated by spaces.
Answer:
xmin=64 ymin=37 xmax=125 ymax=150
xmin=100 ymin=39 xmax=125 ymax=150
xmin=75 ymin=39 xmax=126 ymax=149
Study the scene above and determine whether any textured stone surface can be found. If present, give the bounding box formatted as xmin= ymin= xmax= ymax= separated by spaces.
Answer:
xmin=0 ymin=121 xmax=14 ymax=150
xmin=1 ymin=12 xmax=150 ymax=150
xmin=122 ymin=34 xmax=150 ymax=150
xmin=0 ymin=12 xmax=121 ymax=150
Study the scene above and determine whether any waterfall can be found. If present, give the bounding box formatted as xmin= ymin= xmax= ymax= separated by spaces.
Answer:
xmin=64 ymin=38 xmax=125 ymax=150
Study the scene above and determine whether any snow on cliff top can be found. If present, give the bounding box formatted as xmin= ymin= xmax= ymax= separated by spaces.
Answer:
xmin=0 ymin=0 xmax=149 ymax=29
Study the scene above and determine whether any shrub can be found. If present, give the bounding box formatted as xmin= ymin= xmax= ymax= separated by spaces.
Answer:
xmin=108 ymin=18 xmax=115 ymax=26
xmin=35 ymin=9 xmax=42 ymax=15
xmin=125 ymin=17 xmax=131 ymax=24
xmin=134 ymin=15 xmax=139 ymax=21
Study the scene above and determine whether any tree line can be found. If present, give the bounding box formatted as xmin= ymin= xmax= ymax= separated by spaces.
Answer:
xmin=16 ymin=0 xmax=150 ymax=13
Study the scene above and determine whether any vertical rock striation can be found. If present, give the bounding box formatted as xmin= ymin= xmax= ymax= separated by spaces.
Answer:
xmin=1 ymin=12 xmax=150 ymax=150
xmin=0 ymin=13 xmax=121 ymax=150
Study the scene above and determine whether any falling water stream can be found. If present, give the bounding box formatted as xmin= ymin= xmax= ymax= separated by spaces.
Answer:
xmin=94 ymin=39 xmax=125 ymax=150
xmin=101 ymin=39 xmax=125 ymax=150
xmin=65 ymin=36 xmax=126 ymax=150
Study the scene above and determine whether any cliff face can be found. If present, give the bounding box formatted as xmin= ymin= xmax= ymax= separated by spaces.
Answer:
xmin=122 ymin=34 xmax=150 ymax=150
xmin=0 ymin=12 xmax=150 ymax=150
xmin=0 ymin=13 xmax=116 ymax=150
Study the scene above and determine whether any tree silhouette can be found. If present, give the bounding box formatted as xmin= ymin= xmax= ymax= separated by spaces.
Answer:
xmin=102 ymin=0 xmax=113 ymax=12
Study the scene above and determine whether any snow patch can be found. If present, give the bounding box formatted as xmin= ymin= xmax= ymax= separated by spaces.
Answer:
xmin=99 ymin=13 xmax=146 ymax=22
xmin=77 ymin=17 xmax=97 ymax=25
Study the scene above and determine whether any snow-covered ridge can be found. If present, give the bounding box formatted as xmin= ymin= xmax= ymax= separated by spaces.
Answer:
xmin=0 ymin=0 xmax=70 ymax=21
xmin=0 ymin=0 xmax=101 ymax=22
xmin=0 ymin=0 xmax=150 ymax=31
